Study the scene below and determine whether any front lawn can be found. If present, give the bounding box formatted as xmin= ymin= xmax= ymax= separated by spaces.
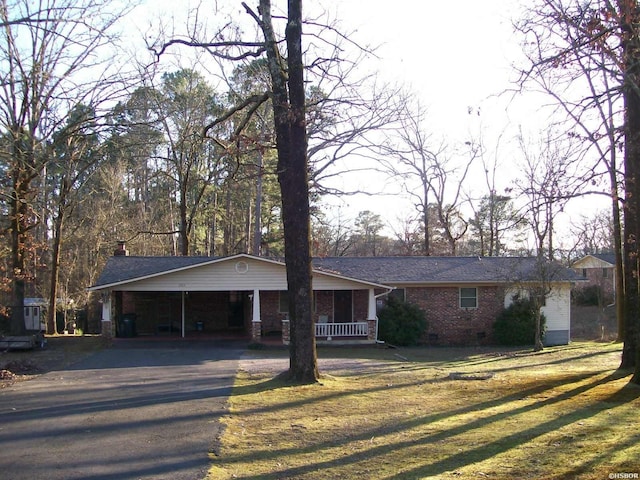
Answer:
xmin=209 ymin=342 xmax=639 ymax=479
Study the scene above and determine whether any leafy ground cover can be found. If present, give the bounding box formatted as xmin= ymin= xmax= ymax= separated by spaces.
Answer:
xmin=0 ymin=335 xmax=106 ymax=387
xmin=209 ymin=342 xmax=640 ymax=480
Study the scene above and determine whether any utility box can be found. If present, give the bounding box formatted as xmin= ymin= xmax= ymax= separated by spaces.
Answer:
xmin=24 ymin=299 xmax=46 ymax=331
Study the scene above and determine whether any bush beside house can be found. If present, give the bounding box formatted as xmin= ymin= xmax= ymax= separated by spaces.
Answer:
xmin=377 ymin=296 xmax=428 ymax=346
xmin=493 ymin=297 xmax=546 ymax=346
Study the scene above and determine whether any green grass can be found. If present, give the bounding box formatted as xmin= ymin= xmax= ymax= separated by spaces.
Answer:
xmin=208 ymin=342 xmax=640 ymax=479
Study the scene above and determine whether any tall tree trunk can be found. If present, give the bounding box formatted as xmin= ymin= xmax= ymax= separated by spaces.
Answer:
xmin=253 ymin=150 xmax=263 ymax=256
xmin=619 ymin=0 xmax=640 ymax=376
xmin=179 ymin=188 xmax=189 ymax=256
xmin=258 ymin=0 xmax=318 ymax=382
xmin=210 ymin=191 xmax=218 ymax=256
xmin=612 ymin=188 xmax=626 ymax=343
xmin=47 ymin=199 xmax=67 ymax=335
xmin=224 ymin=185 xmax=233 ymax=255
xmin=534 ymin=308 xmax=544 ymax=352
xmin=422 ymin=186 xmax=430 ymax=255
xmin=9 ymin=164 xmax=31 ymax=335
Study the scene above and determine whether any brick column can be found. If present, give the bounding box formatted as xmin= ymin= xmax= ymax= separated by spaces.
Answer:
xmin=251 ymin=289 xmax=262 ymax=342
xmin=251 ymin=321 xmax=262 ymax=342
xmin=367 ymin=319 xmax=377 ymax=341
xmin=101 ymin=291 xmax=114 ymax=338
xmin=282 ymin=319 xmax=290 ymax=345
xmin=102 ymin=320 xmax=114 ymax=338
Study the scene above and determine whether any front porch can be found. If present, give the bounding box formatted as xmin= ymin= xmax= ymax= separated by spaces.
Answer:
xmin=250 ymin=287 xmax=380 ymax=345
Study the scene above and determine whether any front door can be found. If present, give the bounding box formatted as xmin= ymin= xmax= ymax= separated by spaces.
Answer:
xmin=334 ymin=290 xmax=353 ymax=323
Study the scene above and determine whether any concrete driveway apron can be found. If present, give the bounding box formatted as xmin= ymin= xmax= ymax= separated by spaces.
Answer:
xmin=0 ymin=340 xmax=244 ymax=480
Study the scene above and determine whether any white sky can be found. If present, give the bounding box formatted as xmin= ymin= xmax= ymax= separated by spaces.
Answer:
xmin=311 ymin=0 xmax=610 ymax=244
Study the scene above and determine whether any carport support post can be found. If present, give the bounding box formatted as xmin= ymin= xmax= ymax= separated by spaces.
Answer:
xmin=367 ymin=289 xmax=377 ymax=342
xmin=181 ymin=291 xmax=185 ymax=338
xmin=251 ymin=289 xmax=261 ymax=342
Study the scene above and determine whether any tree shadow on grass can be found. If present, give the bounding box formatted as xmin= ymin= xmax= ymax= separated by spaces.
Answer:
xmin=390 ymin=373 xmax=640 ymax=479
xmin=219 ymin=370 xmax=635 ymax=479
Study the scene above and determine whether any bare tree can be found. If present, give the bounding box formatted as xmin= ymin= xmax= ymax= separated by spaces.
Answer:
xmin=570 ymin=209 xmax=616 ymax=257
xmin=515 ymin=129 xmax=586 ymax=260
xmin=148 ymin=0 xmax=412 ymax=381
xmin=380 ymin=99 xmax=477 ymax=255
xmin=311 ymin=208 xmax=354 ymax=257
xmin=0 ymin=0 xmax=135 ymax=334
xmin=515 ymin=0 xmax=632 ymax=364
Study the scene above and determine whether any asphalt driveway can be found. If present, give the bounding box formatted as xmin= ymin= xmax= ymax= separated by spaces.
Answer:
xmin=0 ymin=339 xmax=246 ymax=480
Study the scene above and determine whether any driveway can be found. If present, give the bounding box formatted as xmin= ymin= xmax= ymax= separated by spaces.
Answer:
xmin=0 ymin=339 xmax=246 ymax=480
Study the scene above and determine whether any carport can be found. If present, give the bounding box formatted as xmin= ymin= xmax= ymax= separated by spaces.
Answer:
xmin=88 ymin=250 xmax=391 ymax=344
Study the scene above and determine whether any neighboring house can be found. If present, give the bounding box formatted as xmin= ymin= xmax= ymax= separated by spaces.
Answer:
xmin=571 ymin=253 xmax=616 ymax=302
xmin=88 ymin=245 xmax=581 ymax=346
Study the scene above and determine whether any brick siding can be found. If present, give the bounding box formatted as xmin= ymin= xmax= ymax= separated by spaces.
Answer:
xmin=406 ymin=286 xmax=504 ymax=345
xmin=574 ymin=267 xmax=615 ymax=303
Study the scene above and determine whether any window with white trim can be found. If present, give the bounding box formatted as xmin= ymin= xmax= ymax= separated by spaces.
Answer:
xmin=459 ymin=287 xmax=478 ymax=309
xmin=389 ymin=288 xmax=406 ymax=302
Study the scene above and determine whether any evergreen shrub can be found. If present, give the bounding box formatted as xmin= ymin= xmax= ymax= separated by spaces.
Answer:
xmin=378 ymin=296 xmax=427 ymax=346
xmin=493 ymin=296 xmax=545 ymax=346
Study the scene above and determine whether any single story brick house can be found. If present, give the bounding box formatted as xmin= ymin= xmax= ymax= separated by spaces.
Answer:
xmin=88 ymin=246 xmax=581 ymax=346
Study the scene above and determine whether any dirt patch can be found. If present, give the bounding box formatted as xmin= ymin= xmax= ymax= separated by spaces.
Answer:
xmin=0 ymin=335 xmax=107 ymax=388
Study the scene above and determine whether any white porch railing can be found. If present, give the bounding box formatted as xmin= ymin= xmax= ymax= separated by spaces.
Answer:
xmin=315 ymin=321 xmax=368 ymax=338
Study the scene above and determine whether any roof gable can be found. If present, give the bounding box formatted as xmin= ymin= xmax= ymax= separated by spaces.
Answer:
xmin=572 ymin=254 xmax=616 ymax=268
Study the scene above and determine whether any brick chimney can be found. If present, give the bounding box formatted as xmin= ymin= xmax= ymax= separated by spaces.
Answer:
xmin=114 ymin=240 xmax=128 ymax=256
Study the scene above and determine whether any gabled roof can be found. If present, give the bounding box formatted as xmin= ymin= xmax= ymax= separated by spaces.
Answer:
xmin=313 ymin=256 xmax=581 ymax=285
xmin=91 ymin=255 xmax=220 ymax=288
xmin=571 ymin=253 xmax=616 ymax=269
xmin=88 ymin=254 xmax=391 ymax=291
xmin=89 ymin=254 xmax=581 ymax=291
xmin=592 ymin=253 xmax=616 ymax=264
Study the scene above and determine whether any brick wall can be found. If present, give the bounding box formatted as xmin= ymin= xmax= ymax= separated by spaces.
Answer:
xmin=260 ymin=291 xmax=286 ymax=335
xmin=407 ymin=286 xmax=504 ymax=345
xmin=574 ymin=267 xmax=615 ymax=302
xmin=353 ymin=290 xmax=368 ymax=320
xmin=315 ymin=291 xmax=334 ymax=321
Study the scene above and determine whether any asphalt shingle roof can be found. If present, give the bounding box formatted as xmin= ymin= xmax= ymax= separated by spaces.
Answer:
xmin=591 ymin=253 xmax=616 ymax=265
xmin=92 ymin=256 xmax=219 ymax=288
xmin=313 ymin=256 xmax=581 ymax=284
xmin=90 ymin=254 xmax=581 ymax=289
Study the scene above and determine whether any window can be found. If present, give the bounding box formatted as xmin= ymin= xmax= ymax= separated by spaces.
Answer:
xmin=582 ymin=268 xmax=588 ymax=278
xmin=602 ymin=268 xmax=609 ymax=278
xmin=460 ymin=287 xmax=478 ymax=309
xmin=389 ymin=288 xmax=406 ymax=302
